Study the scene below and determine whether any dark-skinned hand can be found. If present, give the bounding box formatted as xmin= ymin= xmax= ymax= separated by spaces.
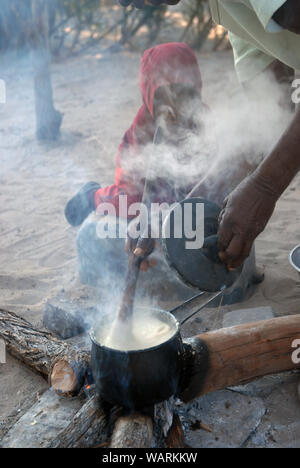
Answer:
xmin=126 ymin=216 xmax=156 ymax=271
xmin=218 ymin=174 xmax=278 ymax=269
xmin=273 ymin=0 xmax=300 ymax=34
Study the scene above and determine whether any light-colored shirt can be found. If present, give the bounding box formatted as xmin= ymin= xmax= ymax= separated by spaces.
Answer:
xmin=209 ymin=0 xmax=300 ymax=81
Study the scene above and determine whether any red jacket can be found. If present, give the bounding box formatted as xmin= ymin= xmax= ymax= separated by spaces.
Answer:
xmin=94 ymin=42 xmax=203 ymax=218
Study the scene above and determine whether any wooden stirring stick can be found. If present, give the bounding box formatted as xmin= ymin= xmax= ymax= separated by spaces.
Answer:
xmin=116 ymin=126 xmax=164 ymax=325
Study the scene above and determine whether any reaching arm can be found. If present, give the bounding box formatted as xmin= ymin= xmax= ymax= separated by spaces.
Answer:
xmin=218 ymin=106 xmax=300 ymax=268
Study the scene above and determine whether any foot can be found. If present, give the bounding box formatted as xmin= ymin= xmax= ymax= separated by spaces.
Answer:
xmin=65 ymin=182 xmax=101 ymax=226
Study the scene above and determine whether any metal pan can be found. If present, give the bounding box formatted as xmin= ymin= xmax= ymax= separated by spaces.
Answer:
xmin=162 ymin=197 xmax=243 ymax=292
xmin=90 ymin=288 xmax=223 ymax=409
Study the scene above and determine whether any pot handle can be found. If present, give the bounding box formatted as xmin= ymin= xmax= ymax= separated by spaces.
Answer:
xmin=180 ymin=286 xmax=226 ymax=326
xmin=169 ymin=291 xmax=206 ymax=315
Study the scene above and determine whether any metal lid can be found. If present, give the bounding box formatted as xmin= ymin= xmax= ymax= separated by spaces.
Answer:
xmin=162 ymin=197 xmax=242 ymax=293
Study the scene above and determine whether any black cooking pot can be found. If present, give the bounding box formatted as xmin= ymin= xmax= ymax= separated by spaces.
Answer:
xmin=90 ymin=291 xmax=221 ymax=409
xmin=90 ymin=308 xmax=185 ymax=410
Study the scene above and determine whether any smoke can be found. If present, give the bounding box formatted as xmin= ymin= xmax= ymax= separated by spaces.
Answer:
xmin=93 ymin=305 xmax=176 ymax=351
xmin=1 ymin=19 xmax=295 ymax=354
xmin=81 ymin=66 xmax=295 ymax=344
xmin=203 ymin=70 xmax=293 ymax=168
xmin=119 ymin=67 xmax=293 ymax=205
xmin=79 ymin=65 xmax=296 ymax=347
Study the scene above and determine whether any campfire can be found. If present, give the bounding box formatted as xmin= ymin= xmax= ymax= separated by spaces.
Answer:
xmin=1 ymin=306 xmax=300 ymax=448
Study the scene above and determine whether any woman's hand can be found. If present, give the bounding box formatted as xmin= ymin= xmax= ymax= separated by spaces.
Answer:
xmin=126 ymin=216 xmax=157 ymax=271
xmin=218 ymin=174 xmax=278 ymax=269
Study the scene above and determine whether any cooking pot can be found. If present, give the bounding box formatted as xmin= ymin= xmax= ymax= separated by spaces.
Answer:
xmin=90 ymin=291 xmax=221 ymax=409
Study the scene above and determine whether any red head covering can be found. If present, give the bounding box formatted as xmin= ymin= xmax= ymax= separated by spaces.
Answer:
xmin=95 ymin=43 xmax=203 ymax=215
xmin=140 ymin=42 xmax=203 ymax=118
xmin=117 ymin=42 xmax=203 ymax=167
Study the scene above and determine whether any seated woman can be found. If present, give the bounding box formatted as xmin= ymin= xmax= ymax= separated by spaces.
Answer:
xmin=65 ymin=42 xmax=204 ymax=225
xmin=65 ymin=42 xmax=261 ymax=302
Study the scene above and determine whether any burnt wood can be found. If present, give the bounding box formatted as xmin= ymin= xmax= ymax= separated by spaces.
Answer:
xmin=49 ymin=395 xmax=109 ymax=448
xmin=110 ymin=413 xmax=154 ymax=448
xmin=2 ymin=308 xmax=300 ymax=448
xmin=0 ymin=308 xmax=89 ymax=397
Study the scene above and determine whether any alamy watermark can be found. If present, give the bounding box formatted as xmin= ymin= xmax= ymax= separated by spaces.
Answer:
xmin=0 ymin=339 xmax=6 ymax=364
xmin=291 ymin=79 xmax=300 ymax=104
xmin=0 ymin=79 xmax=6 ymax=104
xmin=291 ymin=339 xmax=300 ymax=364
xmin=95 ymin=197 xmax=205 ymax=250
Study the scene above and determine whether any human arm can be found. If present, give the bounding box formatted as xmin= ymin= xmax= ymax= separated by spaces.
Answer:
xmin=218 ymin=107 xmax=300 ymax=269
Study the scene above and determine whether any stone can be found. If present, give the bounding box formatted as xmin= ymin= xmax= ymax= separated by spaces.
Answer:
xmin=245 ymin=376 xmax=300 ymax=448
xmin=228 ymin=373 xmax=296 ymax=398
xmin=180 ymin=389 xmax=266 ymax=448
xmin=0 ymin=388 xmax=81 ymax=448
xmin=43 ymin=296 xmax=98 ymax=339
xmin=223 ymin=306 xmax=275 ymax=328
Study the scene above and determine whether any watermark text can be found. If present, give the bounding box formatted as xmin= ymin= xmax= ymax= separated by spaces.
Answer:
xmin=291 ymin=339 xmax=300 ymax=364
xmin=292 ymin=79 xmax=300 ymax=104
xmin=95 ymin=196 xmax=204 ymax=250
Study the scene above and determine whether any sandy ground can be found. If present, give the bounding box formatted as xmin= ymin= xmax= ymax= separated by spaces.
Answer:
xmin=0 ymin=44 xmax=299 ymax=443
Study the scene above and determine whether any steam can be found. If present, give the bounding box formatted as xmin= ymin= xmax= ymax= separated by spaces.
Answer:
xmin=95 ymin=306 xmax=176 ymax=351
xmin=2 ymin=33 xmax=294 ymax=353
xmin=119 ymin=67 xmax=293 ymax=205
xmin=80 ymin=66 xmax=295 ymax=352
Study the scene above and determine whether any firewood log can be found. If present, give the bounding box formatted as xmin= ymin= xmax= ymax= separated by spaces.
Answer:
xmin=110 ymin=413 xmax=154 ymax=448
xmin=0 ymin=308 xmax=89 ymax=397
xmin=49 ymin=395 xmax=109 ymax=448
xmin=165 ymin=414 xmax=186 ymax=448
xmin=2 ymin=308 xmax=300 ymax=402
xmin=180 ymin=314 xmax=300 ymax=402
